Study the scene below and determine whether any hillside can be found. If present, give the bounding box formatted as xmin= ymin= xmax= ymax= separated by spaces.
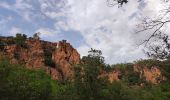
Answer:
xmin=0 ymin=35 xmax=170 ymax=100
xmin=0 ymin=35 xmax=169 ymax=84
xmin=0 ymin=35 xmax=80 ymax=80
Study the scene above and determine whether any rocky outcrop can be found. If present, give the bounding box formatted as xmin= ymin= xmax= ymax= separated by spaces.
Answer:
xmin=134 ymin=65 xmax=166 ymax=84
xmin=46 ymin=67 xmax=63 ymax=80
xmin=4 ymin=39 xmax=46 ymax=68
xmin=98 ymin=70 xmax=121 ymax=82
xmin=52 ymin=40 xmax=80 ymax=80
xmin=99 ymin=65 xmax=166 ymax=84
xmin=1 ymin=38 xmax=80 ymax=80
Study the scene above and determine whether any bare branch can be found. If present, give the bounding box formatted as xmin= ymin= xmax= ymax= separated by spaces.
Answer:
xmin=106 ymin=0 xmax=128 ymax=7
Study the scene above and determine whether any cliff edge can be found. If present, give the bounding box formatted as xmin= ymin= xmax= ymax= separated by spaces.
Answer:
xmin=0 ymin=37 xmax=80 ymax=80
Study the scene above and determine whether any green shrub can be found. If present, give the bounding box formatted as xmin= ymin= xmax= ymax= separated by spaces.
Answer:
xmin=0 ymin=39 xmax=5 ymax=50
xmin=134 ymin=59 xmax=159 ymax=68
xmin=0 ymin=56 xmax=53 ymax=100
xmin=0 ymin=56 xmax=11 ymax=99
xmin=127 ymin=72 xmax=141 ymax=85
xmin=44 ymin=50 xmax=56 ymax=68
xmin=159 ymin=61 xmax=170 ymax=80
xmin=15 ymin=33 xmax=27 ymax=48
xmin=42 ymin=42 xmax=56 ymax=68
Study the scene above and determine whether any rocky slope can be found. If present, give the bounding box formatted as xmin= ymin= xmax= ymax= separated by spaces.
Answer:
xmin=133 ymin=65 xmax=166 ymax=84
xmin=0 ymin=36 xmax=166 ymax=84
xmin=0 ymin=37 xmax=80 ymax=80
xmin=99 ymin=64 xmax=166 ymax=84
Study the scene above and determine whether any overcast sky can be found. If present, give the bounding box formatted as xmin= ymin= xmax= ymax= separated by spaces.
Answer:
xmin=0 ymin=0 xmax=168 ymax=64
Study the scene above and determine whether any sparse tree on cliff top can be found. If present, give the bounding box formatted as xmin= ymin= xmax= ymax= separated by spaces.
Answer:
xmin=33 ymin=32 xmax=41 ymax=40
xmin=15 ymin=33 xmax=27 ymax=47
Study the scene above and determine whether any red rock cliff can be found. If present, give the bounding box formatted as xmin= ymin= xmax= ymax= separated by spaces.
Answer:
xmin=52 ymin=40 xmax=80 ymax=80
xmin=99 ymin=65 xmax=166 ymax=84
xmin=133 ymin=65 xmax=166 ymax=84
xmin=0 ymin=37 xmax=166 ymax=84
xmin=1 ymin=38 xmax=80 ymax=80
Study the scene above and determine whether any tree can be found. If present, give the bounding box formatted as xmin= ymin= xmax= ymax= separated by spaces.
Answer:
xmin=23 ymin=34 xmax=27 ymax=40
xmin=44 ymin=50 xmax=56 ymax=67
xmin=0 ymin=55 xmax=53 ymax=100
xmin=107 ymin=0 xmax=128 ymax=7
xmin=33 ymin=32 xmax=41 ymax=40
xmin=15 ymin=33 xmax=27 ymax=47
xmin=82 ymin=48 xmax=105 ymax=66
xmin=0 ymin=40 xmax=4 ymax=50
xmin=74 ymin=48 xmax=106 ymax=100
xmin=112 ymin=0 xmax=170 ymax=59
xmin=135 ymin=0 xmax=170 ymax=59
xmin=143 ymin=33 xmax=170 ymax=59
xmin=107 ymin=0 xmax=170 ymax=59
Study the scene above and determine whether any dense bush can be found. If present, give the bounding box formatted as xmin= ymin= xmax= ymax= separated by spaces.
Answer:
xmin=0 ymin=41 xmax=4 ymax=50
xmin=44 ymin=51 xmax=56 ymax=67
xmin=0 ymin=55 xmax=52 ymax=100
xmin=15 ymin=33 xmax=27 ymax=48
xmin=111 ymin=63 xmax=141 ymax=85
xmin=134 ymin=59 xmax=159 ymax=68
xmin=159 ymin=60 xmax=170 ymax=81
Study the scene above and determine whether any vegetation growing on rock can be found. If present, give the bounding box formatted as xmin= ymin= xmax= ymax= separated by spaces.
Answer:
xmin=0 ymin=36 xmax=170 ymax=100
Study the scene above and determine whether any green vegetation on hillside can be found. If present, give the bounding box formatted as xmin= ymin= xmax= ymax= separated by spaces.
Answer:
xmin=0 ymin=49 xmax=170 ymax=100
xmin=0 ymin=55 xmax=52 ymax=100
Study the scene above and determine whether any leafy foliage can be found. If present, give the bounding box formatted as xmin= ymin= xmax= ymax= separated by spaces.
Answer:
xmin=111 ymin=63 xmax=142 ymax=85
xmin=74 ymin=48 xmax=106 ymax=100
xmin=0 ymin=40 xmax=5 ymax=50
xmin=44 ymin=51 xmax=55 ymax=67
xmin=159 ymin=60 xmax=170 ymax=81
xmin=15 ymin=33 xmax=27 ymax=48
xmin=134 ymin=59 xmax=159 ymax=69
xmin=33 ymin=32 xmax=41 ymax=40
xmin=0 ymin=55 xmax=52 ymax=100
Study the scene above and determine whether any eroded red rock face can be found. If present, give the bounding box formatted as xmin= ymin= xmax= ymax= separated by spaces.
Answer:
xmin=2 ymin=39 xmax=80 ymax=80
xmin=4 ymin=39 xmax=45 ymax=69
xmin=52 ymin=40 xmax=80 ymax=80
xmin=134 ymin=65 xmax=166 ymax=84
xmin=46 ymin=67 xmax=63 ymax=80
xmin=98 ymin=70 xmax=121 ymax=82
xmin=99 ymin=65 xmax=165 ymax=84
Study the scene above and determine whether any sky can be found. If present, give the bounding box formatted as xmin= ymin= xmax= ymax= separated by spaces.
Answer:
xmin=0 ymin=0 xmax=168 ymax=64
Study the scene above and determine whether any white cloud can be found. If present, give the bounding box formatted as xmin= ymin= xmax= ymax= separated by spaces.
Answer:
xmin=35 ymin=28 xmax=57 ymax=38
xmin=0 ymin=2 xmax=11 ymax=9
xmin=0 ymin=0 xmax=33 ymax=21
xmin=43 ymin=0 xmax=146 ymax=64
xmin=70 ymin=0 xmax=169 ymax=64
xmin=77 ymin=45 xmax=90 ymax=57
xmin=9 ymin=27 xmax=22 ymax=35
xmin=0 ymin=16 xmax=12 ymax=24
xmin=14 ymin=0 xmax=33 ymax=10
